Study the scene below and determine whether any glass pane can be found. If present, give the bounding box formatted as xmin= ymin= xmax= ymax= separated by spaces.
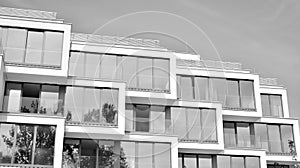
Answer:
xmin=34 ymin=125 xmax=56 ymax=165
xmin=226 ymin=80 xmax=240 ymax=108
xmin=268 ymin=125 xmax=282 ymax=153
xmin=217 ymin=156 xmax=230 ymax=168
xmin=178 ymin=154 xmax=183 ymax=168
xmin=0 ymin=27 xmax=8 ymax=50
xmin=115 ymin=56 xmax=123 ymax=80
xmin=245 ymin=157 xmax=260 ymax=168
xmin=22 ymin=84 xmax=40 ymax=113
xmin=120 ymin=141 xmax=135 ymax=168
xmin=64 ymin=87 xmax=84 ymax=122
xmin=261 ymin=94 xmax=271 ymax=116
xmin=239 ymin=80 xmax=255 ymax=109
xmin=122 ymin=56 xmax=137 ymax=88
xmin=150 ymin=106 xmax=166 ymax=134
xmin=180 ymin=76 xmax=194 ymax=100
xmin=184 ymin=155 xmax=197 ymax=168
xmin=171 ymin=107 xmax=187 ymax=139
xmin=81 ymin=140 xmax=97 ymax=168
xmin=224 ymin=123 xmax=236 ymax=147
xmin=254 ymin=124 xmax=269 ymax=150
xmin=137 ymin=57 xmax=153 ymax=89
xmin=187 ymin=108 xmax=201 ymax=140
xmin=4 ymin=83 xmax=22 ymax=112
xmin=135 ymin=105 xmax=150 ymax=132
xmin=5 ymin=28 xmax=27 ymax=63
xmin=177 ymin=76 xmax=181 ymax=99
xmin=232 ymin=157 xmax=244 ymax=168
xmin=43 ymin=31 xmax=63 ymax=66
xmin=0 ymin=123 xmax=15 ymax=163
xmin=40 ymin=85 xmax=59 ymax=115
xmin=63 ymin=139 xmax=80 ymax=168
xmin=211 ymin=78 xmax=227 ymax=105
xmin=98 ymin=141 xmax=115 ymax=168
xmin=195 ymin=77 xmax=210 ymax=101
xmin=153 ymin=59 xmax=169 ymax=90
xmin=25 ymin=31 xmax=44 ymax=64
xmin=201 ymin=109 xmax=217 ymax=141
xmin=137 ymin=143 xmax=152 ymax=168
xmin=270 ymin=95 xmax=283 ymax=117
xmin=154 ymin=143 xmax=171 ymax=168
xmin=280 ymin=125 xmax=294 ymax=153
xmin=83 ymin=88 xmax=101 ymax=123
xmin=125 ymin=104 xmax=134 ymax=132
xmin=14 ymin=124 xmax=34 ymax=164
xmin=236 ymin=123 xmax=251 ymax=148
xmin=199 ymin=155 xmax=212 ymax=168
xmin=100 ymin=89 xmax=119 ymax=124
xmin=100 ymin=55 xmax=117 ymax=80
xmin=85 ymin=53 xmax=101 ymax=79
xmin=69 ymin=52 xmax=85 ymax=77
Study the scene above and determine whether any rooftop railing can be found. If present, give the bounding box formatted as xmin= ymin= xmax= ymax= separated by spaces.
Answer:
xmin=71 ymin=33 xmax=163 ymax=49
xmin=260 ymin=78 xmax=278 ymax=86
xmin=177 ymin=59 xmax=242 ymax=71
xmin=0 ymin=7 xmax=57 ymax=20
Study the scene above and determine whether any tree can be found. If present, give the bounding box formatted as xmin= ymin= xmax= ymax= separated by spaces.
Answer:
xmin=288 ymin=140 xmax=300 ymax=168
xmin=83 ymin=109 xmax=101 ymax=122
xmin=102 ymin=103 xmax=117 ymax=124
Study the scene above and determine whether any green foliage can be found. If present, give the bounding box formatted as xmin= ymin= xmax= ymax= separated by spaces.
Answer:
xmin=288 ymin=140 xmax=300 ymax=168
xmin=102 ymin=103 xmax=117 ymax=124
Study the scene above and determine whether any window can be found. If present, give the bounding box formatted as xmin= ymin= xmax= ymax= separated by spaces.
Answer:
xmin=153 ymin=59 xmax=169 ymax=90
xmin=85 ymin=53 xmax=101 ymax=78
xmin=224 ymin=122 xmax=236 ymax=147
xmin=171 ymin=107 xmax=217 ymax=142
xmin=179 ymin=76 xmax=194 ymax=100
xmin=198 ymin=155 xmax=212 ymax=168
xmin=154 ymin=143 xmax=171 ymax=168
xmin=236 ymin=123 xmax=251 ymax=148
xmin=280 ymin=125 xmax=294 ymax=153
xmin=120 ymin=142 xmax=135 ymax=168
xmin=226 ymin=80 xmax=240 ymax=108
xmin=122 ymin=56 xmax=138 ymax=88
xmin=232 ymin=157 xmax=244 ymax=168
xmin=138 ymin=57 xmax=153 ymax=89
xmin=194 ymin=77 xmax=210 ymax=101
xmin=261 ymin=94 xmax=283 ymax=117
xmin=135 ymin=105 xmax=150 ymax=132
xmin=268 ymin=125 xmax=282 ymax=153
xmin=245 ymin=157 xmax=260 ymax=168
xmin=239 ymin=80 xmax=255 ymax=109
xmin=100 ymin=54 xmax=117 ymax=80
xmin=210 ymin=78 xmax=227 ymax=105
xmin=1 ymin=27 xmax=64 ymax=67
xmin=184 ymin=155 xmax=197 ymax=168
xmin=0 ymin=123 xmax=56 ymax=166
xmin=254 ymin=124 xmax=268 ymax=150
xmin=69 ymin=52 xmax=85 ymax=77
xmin=150 ymin=106 xmax=166 ymax=134
xmin=217 ymin=155 xmax=230 ymax=168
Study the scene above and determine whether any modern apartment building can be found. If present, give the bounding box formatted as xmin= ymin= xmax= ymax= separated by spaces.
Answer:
xmin=0 ymin=6 xmax=299 ymax=168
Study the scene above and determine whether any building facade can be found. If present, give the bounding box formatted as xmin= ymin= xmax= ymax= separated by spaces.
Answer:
xmin=0 ymin=6 xmax=299 ymax=168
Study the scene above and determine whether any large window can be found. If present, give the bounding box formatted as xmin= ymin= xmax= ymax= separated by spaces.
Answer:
xmin=69 ymin=52 xmax=170 ymax=91
xmin=64 ymin=86 xmax=119 ymax=125
xmin=223 ymin=121 xmax=294 ymax=154
xmin=179 ymin=154 xmax=260 ymax=168
xmin=3 ymin=82 xmax=61 ymax=115
xmin=63 ymin=139 xmax=171 ymax=168
xmin=0 ymin=123 xmax=56 ymax=166
xmin=125 ymin=104 xmax=169 ymax=134
xmin=171 ymin=107 xmax=217 ymax=142
xmin=177 ymin=75 xmax=256 ymax=110
xmin=261 ymin=94 xmax=283 ymax=117
xmin=0 ymin=27 xmax=63 ymax=67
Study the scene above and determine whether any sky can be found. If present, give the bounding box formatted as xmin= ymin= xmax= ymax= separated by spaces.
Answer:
xmin=1 ymin=0 xmax=300 ymax=120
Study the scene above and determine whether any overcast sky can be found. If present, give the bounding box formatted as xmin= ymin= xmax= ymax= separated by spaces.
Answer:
xmin=1 ymin=0 xmax=300 ymax=120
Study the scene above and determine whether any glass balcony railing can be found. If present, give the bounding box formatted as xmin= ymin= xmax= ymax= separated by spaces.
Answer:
xmin=224 ymin=133 xmax=264 ymax=149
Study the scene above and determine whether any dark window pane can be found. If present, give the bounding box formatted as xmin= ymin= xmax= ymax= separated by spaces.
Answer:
xmin=224 ymin=123 xmax=236 ymax=147
xmin=268 ymin=125 xmax=282 ymax=153
xmin=245 ymin=157 xmax=260 ymax=168
xmin=195 ymin=77 xmax=210 ymax=101
xmin=137 ymin=143 xmax=152 ymax=168
xmin=184 ymin=155 xmax=197 ymax=168
xmin=180 ymin=76 xmax=194 ymax=100
xmin=226 ymin=80 xmax=240 ymax=108
xmin=261 ymin=94 xmax=271 ymax=116
xmin=153 ymin=59 xmax=169 ymax=90
xmin=217 ymin=156 xmax=230 ymax=168
xmin=270 ymin=95 xmax=283 ymax=117
xmin=137 ymin=57 xmax=153 ymax=89
xmin=231 ymin=157 xmax=244 ymax=168
xmin=154 ymin=143 xmax=171 ymax=168
xmin=122 ymin=56 xmax=137 ymax=88
xmin=25 ymin=31 xmax=43 ymax=64
xmin=34 ymin=126 xmax=56 ymax=165
xmin=0 ymin=123 xmax=15 ymax=163
xmin=81 ymin=140 xmax=97 ymax=168
xmin=69 ymin=52 xmax=85 ymax=77
xmin=14 ymin=124 xmax=34 ymax=164
xmin=22 ymin=84 xmax=40 ymax=113
xmin=63 ymin=139 xmax=80 ymax=167
xmin=135 ymin=105 xmax=150 ymax=132
xmin=178 ymin=154 xmax=183 ymax=168
xmin=5 ymin=28 xmax=27 ymax=63
xmin=236 ymin=123 xmax=251 ymax=148
xmin=85 ymin=53 xmax=101 ymax=79
xmin=280 ymin=125 xmax=294 ymax=153
xmin=239 ymin=80 xmax=255 ymax=109
xmin=98 ymin=141 xmax=115 ymax=168
xmin=201 ymin=109 xmax=217 ymax=141
xmin=254 ymin=124 xmax=269 ymax=150
xmin=43 ymin=31 xmax=63 ymax=66
xmin=120 ymin=141 xmax=135 ymax=168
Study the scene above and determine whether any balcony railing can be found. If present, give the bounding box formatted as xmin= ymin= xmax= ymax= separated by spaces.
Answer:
xmin=0 ymin=6 xmax=57 ymax=20
xmin=0 ymin=164 xmax=52 ymax=168
xmin=3 ymin=96 xmax=118 ymax=127
xmin=224 ymin=133 xmax=264 ymax=149
xmin=176 ymin=59 xmax=242 ymax=71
